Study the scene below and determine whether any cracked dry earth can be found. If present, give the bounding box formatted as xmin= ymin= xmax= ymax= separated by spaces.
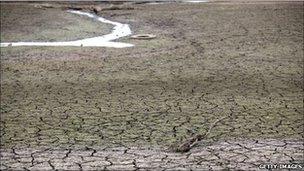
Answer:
xmin=1 ymin=1 xmax=304 ymax=171
xmin=1 ymin=139 xmax=304 ymax=170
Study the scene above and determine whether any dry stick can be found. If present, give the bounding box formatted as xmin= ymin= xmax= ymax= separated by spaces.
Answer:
xmin=173 ymin=115 xmax=229 ymax=153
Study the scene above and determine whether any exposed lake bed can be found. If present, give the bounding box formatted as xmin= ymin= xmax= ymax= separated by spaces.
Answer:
xmin=1 ymin=1 xmax=303 ymax=170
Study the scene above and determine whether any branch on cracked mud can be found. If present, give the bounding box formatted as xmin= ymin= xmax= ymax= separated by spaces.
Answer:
xmin=172 ymin=115 xmax=228 ymax=153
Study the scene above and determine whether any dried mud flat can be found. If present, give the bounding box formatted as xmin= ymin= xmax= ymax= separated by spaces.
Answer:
xmin=1 ymin=139 xmax=303 ymax=170
xmin=1 ymin=1 xmax=303 ymax=170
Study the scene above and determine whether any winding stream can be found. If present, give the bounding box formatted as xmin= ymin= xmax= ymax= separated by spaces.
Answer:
xmin=0 ymin=10 xmax=134 ymax=48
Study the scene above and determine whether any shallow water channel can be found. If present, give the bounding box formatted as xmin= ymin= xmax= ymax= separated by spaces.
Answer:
xmin=0 ymin=10 xmax=134 ymax=48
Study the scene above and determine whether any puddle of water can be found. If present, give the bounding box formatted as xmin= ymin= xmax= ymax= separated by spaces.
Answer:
xmin=0 ymin=10 xmax=134 ymax=48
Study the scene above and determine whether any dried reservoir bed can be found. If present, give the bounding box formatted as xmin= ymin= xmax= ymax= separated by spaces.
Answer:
xmin=0 ymin=1 xmax=303 ymax=152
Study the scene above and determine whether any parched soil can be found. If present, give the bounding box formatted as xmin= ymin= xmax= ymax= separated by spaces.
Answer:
xmin=0 ymin=1 xmax=303 ymax=170
xmin=1 ymin=139 xmax=303 ymax=170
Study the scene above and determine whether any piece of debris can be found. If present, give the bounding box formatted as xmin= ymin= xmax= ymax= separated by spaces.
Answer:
xmin=131 ymin=34 xmax=156 ymax=40
xmin=171 ymin=115 xmax=229 ymax=153
xmin=92 ymin=6 xmax=103 ymax=13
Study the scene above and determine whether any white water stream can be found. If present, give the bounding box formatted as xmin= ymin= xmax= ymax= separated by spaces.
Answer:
xmin=0 ymin=10 xmax=134 ymax=48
